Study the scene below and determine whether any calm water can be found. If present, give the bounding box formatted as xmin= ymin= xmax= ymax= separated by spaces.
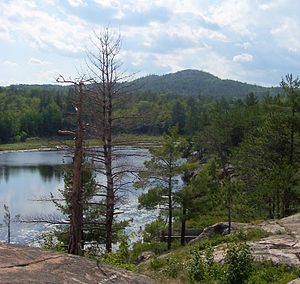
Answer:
xmin=0 ymin=148 xmax=154 ymax=245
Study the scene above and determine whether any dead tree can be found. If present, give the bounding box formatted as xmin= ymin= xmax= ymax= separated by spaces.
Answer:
xmin=56 ymin=75 xmax=90 ymax=255
xmin=86 ymin=29 xmax=136 ymax=253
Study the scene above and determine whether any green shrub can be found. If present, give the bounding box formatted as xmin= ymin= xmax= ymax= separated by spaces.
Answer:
xmin=224 ymin=242 xmax=254 ymax=284
xmin=247 ymin=261 xmax=300 ymax=284
xmin=162 ymin=256 xmax=183 ymax=278
xmin=244 ymin=228 xmax=269 ymax=241
xmin=100 ymin=235 xmax=135 ymax=271
xmin=186 ymin=245 xmax=219 ymax=283
xmin=142 ymin=217 xmax=166 ymax=242
xmin=130 ymin=241 xmax=168 ymax=263
xmin=40 ymin=231 xmax=67 ymax=253
xmin=149 ymin=257 xmax=166 ymax=270
xmin=101 ymin=252 xmax=136 ymax=271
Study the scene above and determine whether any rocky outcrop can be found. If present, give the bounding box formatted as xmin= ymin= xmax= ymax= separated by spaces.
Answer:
xmin=251 ymin=235 xmax=300 ymax=266
xmin=289 ymin=279 xmax=300 ymax=284
xmin=0 ymin=242 xmax=156 ymax=284
xmin=189 ymin=222 xmax=260 ymax=244
xmin=204 ymin=213 xmax=300 ymax=268
xmin=136 ymin=251 xmax=156 ymax=264
xmin=189 ymin=214 xmax=297 ymax=246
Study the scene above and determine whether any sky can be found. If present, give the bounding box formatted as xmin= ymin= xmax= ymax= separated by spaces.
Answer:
xmin=0 ymin=0 xmax=299 ymax=87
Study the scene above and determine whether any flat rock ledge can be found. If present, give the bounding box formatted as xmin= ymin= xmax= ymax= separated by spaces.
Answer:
xmin=0 ymin=243 xmax=156 ymax=284
xmin=206 ymin=214 xmax=300 ymax=267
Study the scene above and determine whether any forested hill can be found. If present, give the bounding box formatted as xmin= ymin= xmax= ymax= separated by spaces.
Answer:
xmin=133 ymin=69 xmax=281 ymax=98
xmin=0 ymin=69 xmax=285 ymax=143
xmin=1 ymin=69 xmax=281 ymax=99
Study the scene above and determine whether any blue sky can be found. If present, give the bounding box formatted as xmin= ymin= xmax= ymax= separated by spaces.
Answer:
xmin=0 ymin=0 xmax=299 ymax=86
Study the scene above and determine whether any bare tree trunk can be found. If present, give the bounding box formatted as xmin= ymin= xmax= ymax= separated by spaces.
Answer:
xmin=227 ymin=184 xmax=232 ymax=234
xmin=87 ymin=30 xmax=119 ymax=253
xmin=180 ymin=205 xmax=186 ymax=246
xmin=68 ymin=82 xmax=85 ymax=255
xmin=167 ymin=176 xmax=172 ymax=250
xmin=56 ymin=76 xmax=87 ymax=255
xmin=86 ymin=29 xmax=134 ymax=252
xmin=104 ymin=93 xmax=114 ymax=253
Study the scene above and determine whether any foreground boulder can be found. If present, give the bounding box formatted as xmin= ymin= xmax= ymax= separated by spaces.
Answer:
xmin=0 ymin=243 xmax=156 ymax=284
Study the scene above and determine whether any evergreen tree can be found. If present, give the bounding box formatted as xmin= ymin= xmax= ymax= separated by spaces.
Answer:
xmin=135 ymin=127 xmax=185 ymax=249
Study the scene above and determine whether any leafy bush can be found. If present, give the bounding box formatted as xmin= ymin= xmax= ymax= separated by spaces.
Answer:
xmin=130 ymin=241 xmax=168 ymax=263
xmin=40 ymin=231 xmax=67 ymax=253
xmin=100 ymin=235 xmax=135 ymax=271
xmin=186 ymin=245 xmax=221 ymax=283
xmin=162 ymin=256 xmax=183 ymax=278
xmin=142 ymin=217 xmax=166 ymax=242
xmin=235 ymin=228 xmax=269 ymax=242
xmin=149 ymin=257 xmax=166 ymax=270
xmin=224 ymin=242 xmax=254 ymax=284
xmin=247 ymin=261 xmax=300 ymax=284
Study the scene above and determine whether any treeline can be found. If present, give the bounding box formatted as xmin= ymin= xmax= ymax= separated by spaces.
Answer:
xmin=0 ymin=80 xmax=279 ymax=144
xmin=0 ymin=85 xmax=72 ymax=143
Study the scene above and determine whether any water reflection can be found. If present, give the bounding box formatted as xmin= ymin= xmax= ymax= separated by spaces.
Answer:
xmin=0 ymin=151 xmax=69 ymax=244
xmin=0 ymin=148 xmax=155 ymax=245
xmin=0 ymin=165 xmax=66 ymax=183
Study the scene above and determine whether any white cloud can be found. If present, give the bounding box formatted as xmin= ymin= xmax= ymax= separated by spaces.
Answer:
xmin=67 ymin=0 xmax=86 ymax=7
xmin=3 ymin=60 xmax=18 ymax=68
xmin=271 ymin=19 xmax=300 ymax=53
xmin=207 ymin=0 xmax=253 ymax=36
xmin=258 ymin=0 xmax=287 ymax=11
xmin=28 ymin=58 xmax=51 ymax=65
xmin=0 ymin=26 xmax=13 ymax=42
xmin=44 ymin=0 xmax=56 ymax=5
xmin=94 ymin=0 xmax=120 ymax=9
xmin=236 ymin=42 xmax=251 ymax=49
xmin=233 ymin=53 xmax=253 ymax=63
xmin=0 ymin=0 xmax=92 ymax=55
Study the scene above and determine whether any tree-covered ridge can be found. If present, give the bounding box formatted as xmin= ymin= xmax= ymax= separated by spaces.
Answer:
xmin=133 ymin=69 xmax=282 ymax=99
xmin=0 ymin=77 xmax=284 ymax=143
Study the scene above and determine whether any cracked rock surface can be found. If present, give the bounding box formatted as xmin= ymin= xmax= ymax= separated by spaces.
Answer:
xmin=253 ymin=213 xmax=300 ymax=266
xmin=0 ymin=243 xmax=156 ymax=284
xmin=209 ymin=213 xmax=300 ymax=268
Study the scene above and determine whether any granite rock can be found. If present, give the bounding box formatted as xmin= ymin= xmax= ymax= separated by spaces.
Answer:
xmin=0 ymin=242 xmax=156 ymax=284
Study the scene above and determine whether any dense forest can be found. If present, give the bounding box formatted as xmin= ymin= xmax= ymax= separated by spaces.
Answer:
xmin=0 ymin=69 xmax=282 ymax=143
xmin=0 ymin=85 xmax=71 ymax=143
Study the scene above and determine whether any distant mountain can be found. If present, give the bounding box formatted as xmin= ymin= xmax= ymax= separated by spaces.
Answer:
xmin=1 ymin=69 xmax=282 ymax=100
xmin=132 ymin=69 xmax=282 ymax=99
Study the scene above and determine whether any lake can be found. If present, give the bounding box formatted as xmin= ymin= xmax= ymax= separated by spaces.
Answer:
xmin=0 ymin=148 xmax=155 ymax=245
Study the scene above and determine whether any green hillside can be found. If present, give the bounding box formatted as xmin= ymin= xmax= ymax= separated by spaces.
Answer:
xmin=133 ymin=69 xmax=281 ymax=98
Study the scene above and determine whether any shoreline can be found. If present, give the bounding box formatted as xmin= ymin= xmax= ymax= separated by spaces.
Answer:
xmin=0 ymin=136 xmax=160 ymax=153
xmin=0 ymin=147 xmax=64 ymax=154
xmin=0 ymin=144 xmax=157 ymax=154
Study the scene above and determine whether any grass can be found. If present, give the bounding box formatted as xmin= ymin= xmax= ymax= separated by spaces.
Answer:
xmin=0 ymin=137 xmax=66 ymax=151
xmin=0 ymin=134 xmax=162 ymax=152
